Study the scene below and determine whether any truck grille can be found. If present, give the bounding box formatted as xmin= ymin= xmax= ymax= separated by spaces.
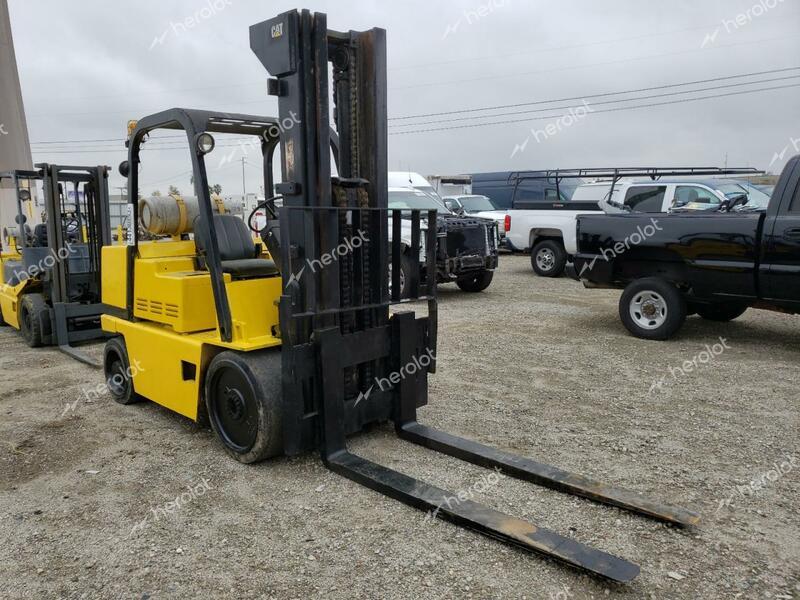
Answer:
xmin=446 ymin=226 xmax=486 ymax=257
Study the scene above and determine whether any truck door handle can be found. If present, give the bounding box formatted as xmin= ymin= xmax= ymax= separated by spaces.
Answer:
xmin=783 ymin=228 xmax=800 ymax=240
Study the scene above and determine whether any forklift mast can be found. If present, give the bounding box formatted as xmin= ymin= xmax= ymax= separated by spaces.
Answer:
xmin=251 ymin=10 xmax=436 ymax=456
xmin=248 ymin=10 xmax=699 ymax=582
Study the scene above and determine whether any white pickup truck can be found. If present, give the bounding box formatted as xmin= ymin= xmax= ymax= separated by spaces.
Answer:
xmin=470 ymin=170 xmax=596 ymax=277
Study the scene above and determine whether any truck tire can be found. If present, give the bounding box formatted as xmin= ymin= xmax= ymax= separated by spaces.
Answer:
xmin=696 ymin=303 xmax=748 ymax=322
xmin=531 ymin=240 xmax=567 ymax=277
xmin=619 ymin=278 xmax=686 ymax=341
xmin=205 ymin=350 xmax=283 ymax=464
xmin=456 ymin=270 xmax=494 ymax=292
xmin=19 ymin=293 xmax=49 ymax=348
xmin=389 ymin=253 xmax=413 ymax=299
xmin=103 ymin=337 xmax=141 ymax=405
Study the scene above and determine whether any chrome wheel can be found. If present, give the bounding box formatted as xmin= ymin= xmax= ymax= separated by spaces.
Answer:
xmin=536 ymin=248 xmax=556 ymax=272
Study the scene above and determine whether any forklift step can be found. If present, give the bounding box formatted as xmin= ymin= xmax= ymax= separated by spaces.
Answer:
xmin=325 ymin=450 xmax=640 ymax=582
xmin=398 ymin=422 xmax=700 ymax=528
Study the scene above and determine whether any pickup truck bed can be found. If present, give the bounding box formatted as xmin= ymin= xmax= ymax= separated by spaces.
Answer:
xmin=573 ymin=155 xmax=800 ymax=339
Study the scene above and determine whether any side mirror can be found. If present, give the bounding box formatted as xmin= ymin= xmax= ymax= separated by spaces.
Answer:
xmin=18 ymin=189 xmax=31 ymax=202
xmin=14 ymin=213 xmax=27 ymax=225
xmin=119 ymin=161 xmax=130 ymax=178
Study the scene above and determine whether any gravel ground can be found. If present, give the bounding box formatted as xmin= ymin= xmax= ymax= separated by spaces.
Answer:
xmin=0 ymin=253 xmax=798 ymax=600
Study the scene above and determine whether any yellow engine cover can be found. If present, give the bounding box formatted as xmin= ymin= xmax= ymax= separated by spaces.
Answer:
xmin=101 ymin=238 xmax=283 ymax=420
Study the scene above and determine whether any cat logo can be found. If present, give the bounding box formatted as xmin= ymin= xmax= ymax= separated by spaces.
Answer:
xmin=271 ymin=23 xmax=284 ymax=39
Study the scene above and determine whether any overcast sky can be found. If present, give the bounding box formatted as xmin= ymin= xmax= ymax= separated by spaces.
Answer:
xmin=8 ymin=0 xmax=800 ymax=197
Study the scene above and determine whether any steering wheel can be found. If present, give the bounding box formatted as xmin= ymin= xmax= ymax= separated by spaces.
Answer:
xmin=65 ymin=217 xmax=80 ymax=235
xmin=247 ymin=196 xmax=281 ymax=233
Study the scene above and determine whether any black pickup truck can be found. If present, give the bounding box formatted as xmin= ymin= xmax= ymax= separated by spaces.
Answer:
xmin=572 ymin=155 xmax=800 ymax=340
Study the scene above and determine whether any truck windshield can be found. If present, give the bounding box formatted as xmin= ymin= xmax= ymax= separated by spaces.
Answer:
xmin=458 ymin=195 xmax=496 ymax=212
xmin=389 ymin=190 xmax=449 ymax=212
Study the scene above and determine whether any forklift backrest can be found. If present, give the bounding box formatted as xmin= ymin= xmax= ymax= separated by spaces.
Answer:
xmin=194 ymin=214 xmax=279 ymax=280
xmin=195 ymin=214 xmax=257 ymax=262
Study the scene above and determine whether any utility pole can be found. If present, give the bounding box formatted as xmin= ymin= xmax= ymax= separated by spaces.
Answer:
xmin=241 ymin=156 xmax=247 ymax=199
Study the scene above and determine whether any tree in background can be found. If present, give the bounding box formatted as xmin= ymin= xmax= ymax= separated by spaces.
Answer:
xmin=151 ymin=190 xmax=162 ymax=197
xmin=189 ymin=176 xmax=222 ymax=196
xmin=168 ymin=185 xmax=180 ymax=196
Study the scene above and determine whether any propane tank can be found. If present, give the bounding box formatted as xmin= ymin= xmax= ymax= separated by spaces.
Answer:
xmin=138 ymin=195 xmax=241 ymax=236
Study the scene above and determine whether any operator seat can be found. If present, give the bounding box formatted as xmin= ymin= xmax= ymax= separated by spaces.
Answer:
xmin=34 ymin=224 xmax=48 ymax=247
xmin=195 ymin=214 xmax=279 ymax=279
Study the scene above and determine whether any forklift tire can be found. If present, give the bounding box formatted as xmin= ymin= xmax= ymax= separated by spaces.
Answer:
xmin=456 ymin=270 xmax=494 ymax=292
xmin=103 ymin=337 xmax=140 ymax=405
xmin=696 ymin=303 xmax=748 ymax=322
xmin=531 ymin=240 xmax=567 ymax=277
xmin=619 ymin=278 xmax=686 ymax=341
xmin=205 ymin=350 xmax=283 ymax=464
xmin=19 ymin=294 xmax=48 ymax=348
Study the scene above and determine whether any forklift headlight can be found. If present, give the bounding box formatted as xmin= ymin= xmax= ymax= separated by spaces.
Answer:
xmin=195 ymin=133 xmax=216 ymax=155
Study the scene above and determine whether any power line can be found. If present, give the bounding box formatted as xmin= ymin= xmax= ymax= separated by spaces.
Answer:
xmin=388 ymin=83 xmax=800 ymax=135
xmin=390 ymin=74 xmax=800 ymax=128
xmin=389 ymin=34 xmax=797 ymax=92
xmin=389 ymin=67 xmax=800 ymax=121
xmin=31 ymin=68 xmax=800 ymax=149
xmin=32 ymin=83 xmax=798 ymax=152
xmin=391 ymin=9 xmax=800 ymax=71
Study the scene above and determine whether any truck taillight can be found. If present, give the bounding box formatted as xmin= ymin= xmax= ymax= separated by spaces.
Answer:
xmin=504 ymin=214 xmax=511 ymax=232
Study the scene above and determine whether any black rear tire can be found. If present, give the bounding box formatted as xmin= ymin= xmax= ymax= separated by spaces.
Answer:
xmin=531 ymin=240 xmax=567 ymax=277
xmin=19 ymin=293 xmax=49 ymax=348
xmin=619 ymin=278 xmax=687 ymax=340
xmin=696 ymin=304 xmax=748 ymax=322
xmin=456 ymin=270 xmax=494 ymax=292
xmin=103 ymin=336 xmax=140 ymax=405
xmin=205 ymin=350 xmax=283 ymax=464
xmin=390 ymin=253 xmax=414 ymax=299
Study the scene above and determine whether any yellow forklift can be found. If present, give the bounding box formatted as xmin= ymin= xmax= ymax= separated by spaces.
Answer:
xmin=0 ymin=165 xmax=111 ymax=364
xmin=102 ymin=9 xmax=699 ymax=582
